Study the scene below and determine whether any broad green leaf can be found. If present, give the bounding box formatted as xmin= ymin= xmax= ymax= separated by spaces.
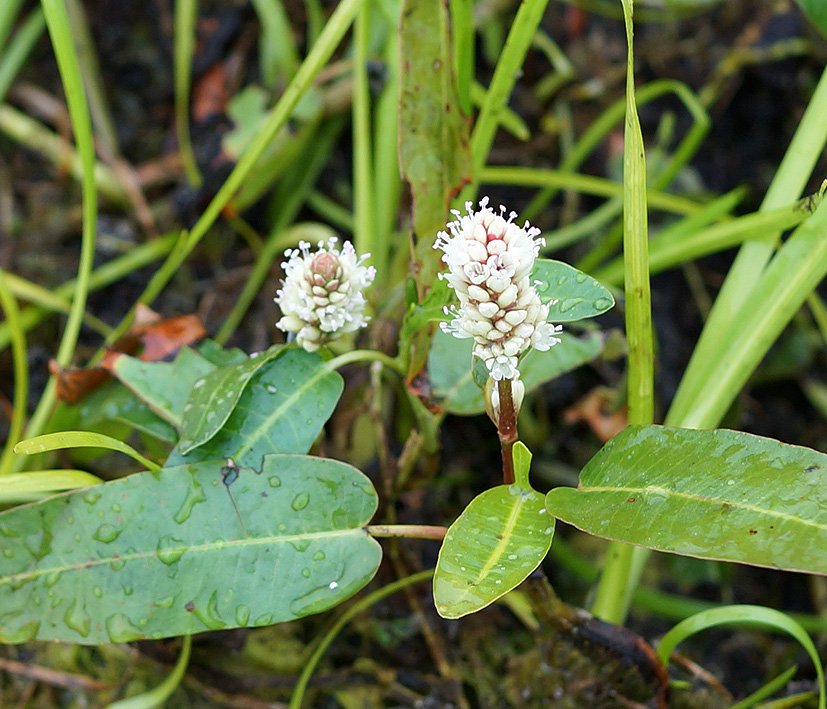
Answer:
xmin=532 ymin=259 xmax=615 ymax=322
xmin=169 ymin=349 xmax=343 ymax=468
xmin=178 ymin=345 xmax=284 ymax=454
xmin=434 ymin=443 xmax=554 ymax=618
xmin=545 ymin=425 xmax=827 ymax=574
xmin=797 ymin=0 xmax=827 ymax=37
xmin=429 ymin=329 xmax=604 ymax=415
xmin=15 ymin=432 xmax=160 ymax=471
xmin=107 ymin=348 xmax=217 ymax=429
xmin=52 ymin=381 xmax=178 ymax=445
xmin=399 ymin=0 xmax=471 ymax=290
xmin=0 ymin=454 xmax=381 ymax=644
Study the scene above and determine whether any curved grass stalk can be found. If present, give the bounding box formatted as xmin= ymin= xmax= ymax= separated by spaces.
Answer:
xmin=0 ymin=234 xmax=177 ymax=354
xmin=23 ymin=0 xmax=100 ymax=470
xmin=288 ymin=570 xmax=433 ymax=709
xmin=0 ymin=271 xmax=27 ymax=476
xmin=522 ymin=78 xmax=709 ymax=222
xmin=107 ymin=0 xmax=366 ymax=346
xmin=460 ymin=0 xmax=550 ymax=203
xmin=0 ymin=8 xmax=45 ymax=102
xmin=106 ymin=635 xmax=192 ymax=709
xmin=174 ymin=0 xmax=202 ymax=186
xmin=667 ymin=64 xmax=827 ymax=426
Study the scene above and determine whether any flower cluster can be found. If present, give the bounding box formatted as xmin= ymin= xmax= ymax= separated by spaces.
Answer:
xmin=275 ymin=237 xmax=375 ymax=351
xmin=435 ymin=197 xmax=562 ymax=380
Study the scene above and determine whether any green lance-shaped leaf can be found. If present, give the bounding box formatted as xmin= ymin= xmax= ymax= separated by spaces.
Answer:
xmin=107 ymin=347 xmax=217 ymax=429
xmin=170 ymin=349 xmax=344 ymax=468
xmin=531 ymin=259 xmax=615 ymax=322
xmin=399 ymin=0 xmax=472 ymax=292
xmin=433 ymin=443 xmax=554 ymax=618
xmin=178 ymin=345 xmax=284 ymax=454
xmin=546 ymin=425 xmax=827 ymax=575
xmin=0 ymin=454 xmax=381 ymax=644
xmin=429 ymin=330 xmax=604 ymax=415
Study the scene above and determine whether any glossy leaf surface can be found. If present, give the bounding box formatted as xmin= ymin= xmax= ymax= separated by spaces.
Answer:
xmin=178 ymin=345 xmax=283 ymax=454
xmin=429 ymin=330 xmax=604 ymax=415
xmin=545 ymin=425 xmax=827 ymax=574
xmin=434 ymin=443 xmax=554 ymax=618
xmin=531 ymin=259 xmax=614 ymax=322
xmin=170 ymin=349 xmax=343 ymax=468
xmin=105 ymin=347 xmax=217 ymax=428
xmin=0 ymin=455 xmax=380 ymax=644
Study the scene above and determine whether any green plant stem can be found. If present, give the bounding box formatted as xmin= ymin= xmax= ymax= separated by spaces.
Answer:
xmin=366 ymin=525 xmax=446 ymax=539
xmin=0 ymin=271 xmax=28 ymax=476
xmin=288 ymin=570 xmax=433 ymax=709
xmin=0 ymin=104 xmax=130 ymax=205
xmin=325 ymin=349 xmax=406 ymax=376
xmin=352 ymin=2 xmax=376 ymax=272
xmin=107 ymin=0 xmax=365 ymax=345
xmin=667 ymin=62 xmax=827 ymax=427
xmin=106 ymin=635 xmax=192 ymax=709
xmin=590 ymin=0 xmax=653 ymax=625
xmin=460 ymin=0 xmax=550 ymax=203
xmin=214 ymin=121 xmax=346 ymax=345
xmin=24 ymin=0 xmax=99 ymax=470
xmin=0 ymin=8 xmax=46 ymax=103
xmin=174 ymin=0 xmax=202 ymax=186
xmin=0 ymin=234 xmax=177 ymax=354
xmin=0 ymin=0 xmax=26 ymax=49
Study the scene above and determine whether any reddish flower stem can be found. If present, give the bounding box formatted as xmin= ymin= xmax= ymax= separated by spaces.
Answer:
xmin=497 ymin=379 xmax=518 ymax=484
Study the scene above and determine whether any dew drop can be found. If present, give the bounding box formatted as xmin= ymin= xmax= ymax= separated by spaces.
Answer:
xmin=301 ymin=568 xmax=311 ymax=578
xmin=291 ymin=492 xmax=310 ymax=511
xmin=63 ymin=599 xmax=91 ymax=638
xmin=44 ymin=571 xmax=62 ymax=588
xmin=266 ymin=385 xmax=278 ymax=394
xmin=594 ymin=297 xmax=613 ymax=311
xmin=313 ymin=550 xmax=326 ymax=561
xmin=110 ymin=556 xmax=126 ymax=571
xmin=174 ymin=480 xmax=207 ymax=524
xmin=254 ymin=613 xmax=273 ymax=625
xmin=122 ymin=585 xmax=134 ymax=596
xmin=83 ymin=492 xmax=101 ymax=505
xmin=0 ymin=619 xmax=39 ymax=643
xmin=155 ymin=596 xmax=175 ymax=608
xmin=156 ymin=535 xmax=185 ymax=566
xmin=111 ymin=503 xmax=122 ymax=513
xmin=192 ymin=590 xmax=226 ymax=631
xmin=93 ymin=524 xmax=121 ymax=544
xmin=268 ymin=476 xmax=281 ymax=488
xmin=105 ymin=613 xmax=144 ymax=643
xmin=93 ymin=586 xmax=103 ymax=598
xmin=236 ymin=604 xmax=250 ymax=625
xmin=2 ymin=548 xmax=13 ymax=559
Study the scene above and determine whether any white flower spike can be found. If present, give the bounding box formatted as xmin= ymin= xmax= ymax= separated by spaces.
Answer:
xmin=275 ymin=237 xmax=375 ymax=352
xmin=435 ymin=197 xmax=562 ymax=380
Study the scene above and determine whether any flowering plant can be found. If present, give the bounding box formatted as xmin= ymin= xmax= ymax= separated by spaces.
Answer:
xmin=275 ymin=237 xmax=375 ymax=351
xmin=435 ymin=197 xmax=562 ymax=381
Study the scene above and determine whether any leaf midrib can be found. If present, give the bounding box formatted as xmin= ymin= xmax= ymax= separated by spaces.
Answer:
xmin=1 ymin=527 xmax=368 ymax=586
xmin=568 ymin=484 xmax=827 ymax=531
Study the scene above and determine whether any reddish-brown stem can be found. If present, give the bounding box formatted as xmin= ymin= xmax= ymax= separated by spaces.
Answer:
xmin=497 ymin=378 xmax=518 ymax=484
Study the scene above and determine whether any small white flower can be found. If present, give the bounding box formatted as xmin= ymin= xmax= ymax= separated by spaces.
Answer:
xmin=275 ymin=237 xmax=375 ymax=351
xmin=435 ymin=197 xmax=562 ymax=380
